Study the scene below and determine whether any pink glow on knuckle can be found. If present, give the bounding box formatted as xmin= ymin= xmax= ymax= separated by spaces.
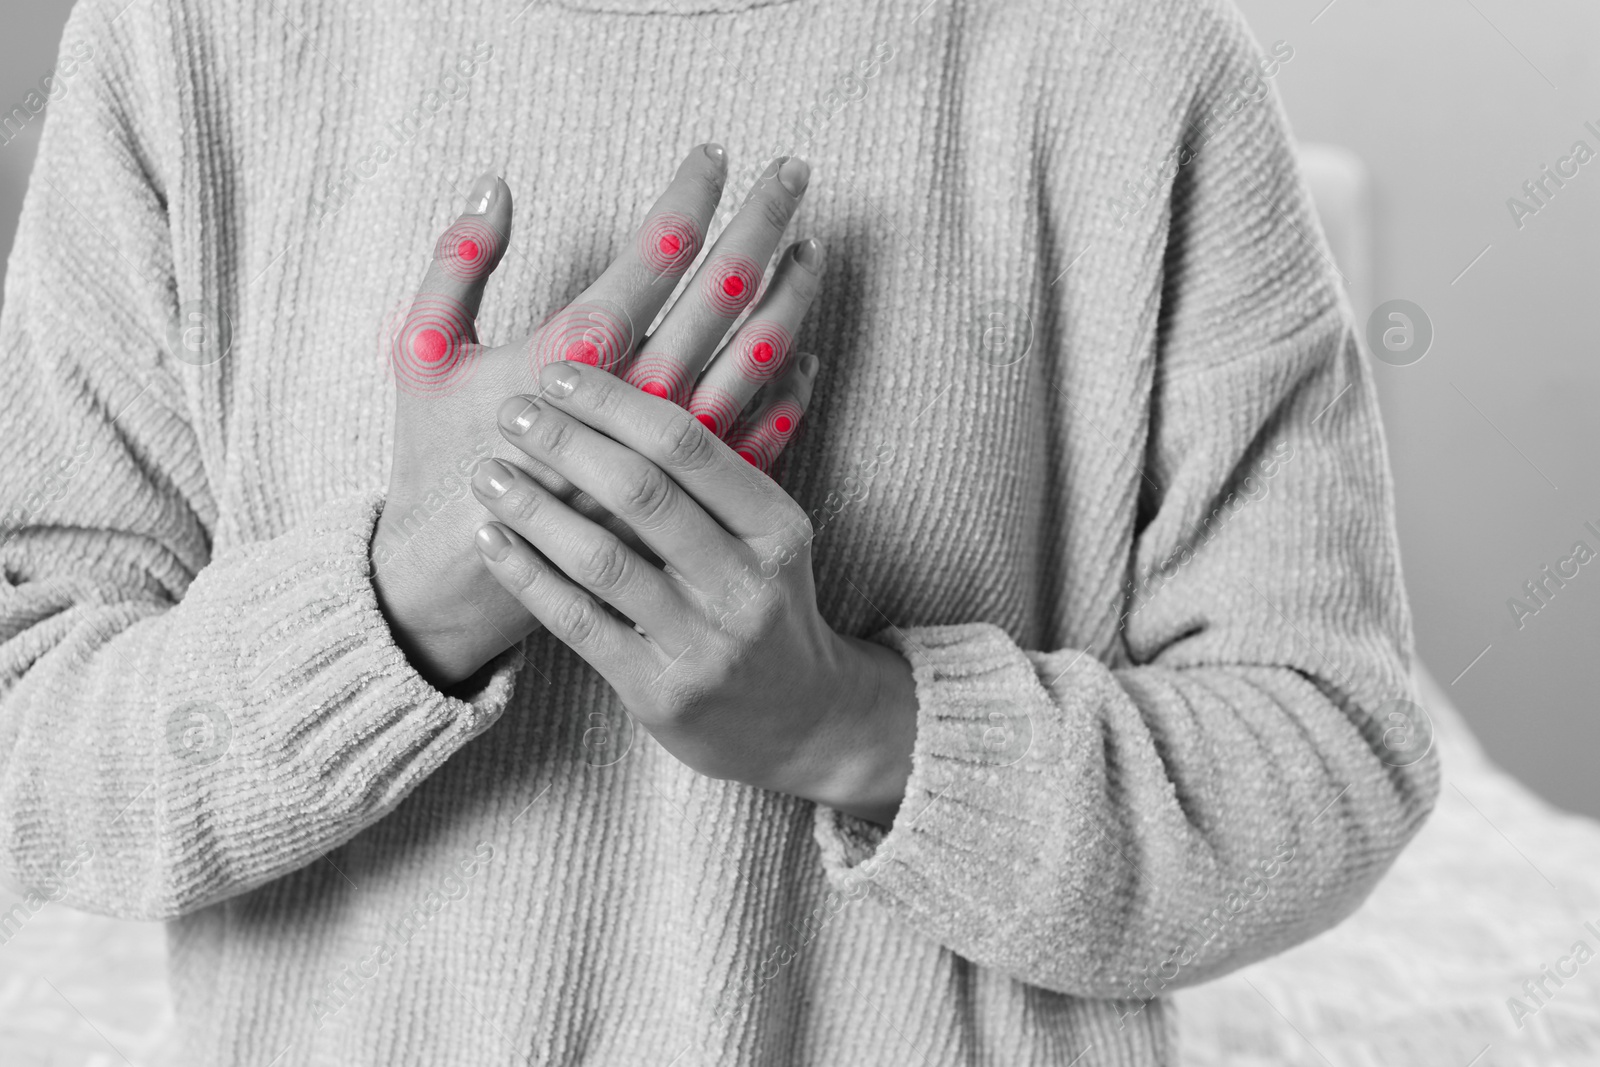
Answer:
xmin=726 ymin=397 xmax=803 ymax=475
xmin=528 ymin=301 xmax=635 ymax=377
xmin=735 ymin=321 xmax=793 ymax=383
xmin=639 ymin=212 xmax=703 ymax=277
xmin=701 ymin=255 xmax=762 ymax=318
xmin=623 ymin=355 xmax=693 ymax=407
xmin=688 ymin=387 xmax=742 ymax=438
xmin=434 ymin=218 xmax=504 ymax=283
xmin=385 ymin=295 xmax=477 ymax=397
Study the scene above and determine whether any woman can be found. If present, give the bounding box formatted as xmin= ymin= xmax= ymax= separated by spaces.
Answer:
xmin=0 ymin=0 xmax=1437 ymax=1062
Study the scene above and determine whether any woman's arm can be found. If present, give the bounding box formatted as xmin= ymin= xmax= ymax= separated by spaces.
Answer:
xmin=809 ymin=0 xmax=1438 ymax=1000
xmin=0 ymin=1 xmax=521 ymax=920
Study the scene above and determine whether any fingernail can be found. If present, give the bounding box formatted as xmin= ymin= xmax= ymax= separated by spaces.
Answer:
xmin=703 ymin=142 xmax=726 ymax=166
xmin=762 ymin=156 xmax=787 ymax=180
xmin=539 ymin=362 xmax=580 ymax=398
xmin=794 ymin=238 xmax=824 ymax=274
xmin=778 ymin=157 xmax=810 ymax=197
xmin=800 ymin=352 xmax=819 ymax=377
xmin=466 ymin=172 xmax=499 ymax=215
xmin=499 ymin=396 xmax=539 ymax=435
xmin=476 ymin=524 xmax=513 ymax=562
xmin=479 ymin=459 xmax=515 ymax=498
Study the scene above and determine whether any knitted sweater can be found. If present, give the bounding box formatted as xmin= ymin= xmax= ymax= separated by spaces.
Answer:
xmin=0 ymin=0 xmax=1438 ymax=1063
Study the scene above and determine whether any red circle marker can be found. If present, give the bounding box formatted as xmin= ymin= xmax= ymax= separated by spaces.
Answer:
xmin=697 ymin=414 xmax=718 ymax=430
xmin=414 ymin=328 xmax=449 ymax=363
xmin=639 ymin=213 xmax=702 ymax=277
xmin=435 ymin=219 xmax=502 ymax=282
xmin=528 ymin=302 xmax=634 ymax=375
xmin=624 ymin=355 xmax=692 ymax=407
xmin=386 ymin=294 xmax=476 ymax=397
xmin=739 ymin=450 xmax=758 ymax=465
xmin=702 ymin=256 xmax=762 ymax=318
xmin=774 ymin=415 xmax=793 ymax=433
xmin=734 ymin=322 xmax=793 ymax=383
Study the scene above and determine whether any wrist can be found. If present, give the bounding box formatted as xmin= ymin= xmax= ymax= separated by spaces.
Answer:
xmin=804 ymin=635 xmax=919 ymax=828
xmin=370 ymin=516 xmax=481 ymax=689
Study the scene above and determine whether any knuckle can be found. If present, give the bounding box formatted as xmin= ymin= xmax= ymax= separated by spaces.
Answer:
xmin=661 ymin=410 xmax=719 ymax=473
xmin=583 ymin=372 xmax=622 ymax=415
xmin=503 ymin=555 xmax=542 ymax=593
xmin=556 ymin=594 xmax=603 ymax=646
xmin=501 ymin=488 xmax=544 ymax=525
xmin=581 ymin=535 xmax=631 ymax=594
xmin=535 ymin=415 xmax=575 ymax=457
xmin=617 ymin=463 xmax=675 ymax=527
xmin=759 ymin=192 xmax=792 ymax=232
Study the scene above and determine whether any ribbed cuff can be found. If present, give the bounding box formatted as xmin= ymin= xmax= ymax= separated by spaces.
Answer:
xmin=153 ymin=489 xmax=522 ymax=909
xmin=811 ymin=623 xmax=1067 ymax=920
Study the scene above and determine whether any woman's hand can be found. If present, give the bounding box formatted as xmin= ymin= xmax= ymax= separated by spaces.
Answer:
xmin=470 ymin=360 xmax=920 ymax=825
xmin=371 ymin=146 xmax=815 ymax=689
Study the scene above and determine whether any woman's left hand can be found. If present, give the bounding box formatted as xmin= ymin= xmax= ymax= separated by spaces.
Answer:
xmin=470 ymin=357 xmax=918 ymax=826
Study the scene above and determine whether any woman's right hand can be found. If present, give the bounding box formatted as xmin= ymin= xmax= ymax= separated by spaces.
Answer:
xmin=371 ymin=146 xmax=823 ymax=690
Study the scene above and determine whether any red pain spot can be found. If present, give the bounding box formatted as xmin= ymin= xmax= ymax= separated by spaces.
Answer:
xmin=697 ymin=414 xmax=718 ymax=431
xmin=413 ymin=328 xmax=449 ymax=363
xmin=457 ymin=239 xmax=480 ymax=262
xmin=752 ymin=341 xmax=774 ymax=364
xmin=739 ymin=450 xmax=758 ymax=465
xmin=566 ymin=340 xmax=600 ymax=365
xmin=642 ymin=381 xmax=669 ymax=398
xmin=722 ymin=275 xmax=745 ymax=297
xmin=774 ymin=415 xmax=793 ymax=433
xmin=659 ymin=234 xmax=680 ymax=257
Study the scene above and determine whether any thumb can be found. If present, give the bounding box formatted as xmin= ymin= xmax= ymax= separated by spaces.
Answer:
xmin=391 ymin=172 xmax=514 ymax=395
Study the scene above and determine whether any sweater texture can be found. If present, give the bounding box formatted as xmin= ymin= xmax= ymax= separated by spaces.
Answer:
xmin=0 ymin=0 xmax=1438 ymax=1063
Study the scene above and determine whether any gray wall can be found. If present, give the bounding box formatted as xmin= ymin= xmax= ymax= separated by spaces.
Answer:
xmin=1232 ymin=0 xmax=1599 ymax=820
xmin=0 ymin=1 xmax=77 ymax=284
xmin=3 ymin=0 xmax=1595 ymax=818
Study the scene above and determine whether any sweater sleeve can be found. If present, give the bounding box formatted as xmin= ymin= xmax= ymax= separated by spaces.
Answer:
xmin=811 ymin=3 xmax=1438 ymax=999
xmin=0 ymin=2 xmax=520 ymax=920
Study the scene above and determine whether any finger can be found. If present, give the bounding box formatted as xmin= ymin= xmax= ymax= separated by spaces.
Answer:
xmin=390 ymin=173 xmax=512 ymax=397
xmin=530 ymin=362 xmax=805 ymax=545
xmin=474 ymin=521 xmax=657 ymax=690
xmin=687 ymin=239 xmax=823 ymax=437
xmin=526 ymin=144 xmax=728 ymax=378
xmin=623 ymin=156 xmax=811 ymax=404
xmin=470 ymin=459 xmax=698 ymax=652
xmin=496 ymin=392 xmax=741 ymax=590
xmin=726 ymin=352 xmax=819 ymax=475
